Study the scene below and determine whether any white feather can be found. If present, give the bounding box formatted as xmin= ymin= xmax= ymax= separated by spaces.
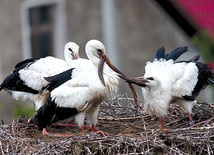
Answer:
xmin=171 ymin=62 xmax=198 ymax=97
xmin=142 ymin=59 xmax=174 ymax=117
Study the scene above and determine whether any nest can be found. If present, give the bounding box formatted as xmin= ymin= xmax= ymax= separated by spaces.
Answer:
xmin=0 ymin=93 xmax=214 ymax=154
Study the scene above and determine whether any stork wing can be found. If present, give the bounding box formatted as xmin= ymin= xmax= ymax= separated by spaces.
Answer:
xmin=18 ymin=57 xmax=69 ymax=91
xmin=171 ymin=62 xmax=198 ymax=97
xmin=15 ymin=58 xmax=39 ymax=69
xmin=51 ymin=84 xmax=94 ymax=111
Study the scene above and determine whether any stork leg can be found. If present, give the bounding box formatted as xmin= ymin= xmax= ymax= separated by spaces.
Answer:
xmin=91 ymin=124 xmax=109 ymax=136
xmin=159 ymin=117 xmax=169 ymax=132
xmin=42 ymin=128 xmax=72 ymax=137
xmin=79 ymin=124 xmax=108 ymax=136
xmin=187 ymin=112 xmax=195 ymax=125
xmin=187 ymin=112 xmax=192 ymax=121
xmin=81 ymin=126 xmax=85 ymax=136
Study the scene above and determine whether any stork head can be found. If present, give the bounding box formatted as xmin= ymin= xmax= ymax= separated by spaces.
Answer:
xmin=64 ymin=42 xmax=80 ymax=64
xmin=85 ymin=40 xmax=106 ymax=64
xmin=143 ymin=76 xmax=161 ymax=90
xmin=127 ymin=76 xmax=160 ymax=89
xmin=85 ymin=39 xmax=117 ymax=86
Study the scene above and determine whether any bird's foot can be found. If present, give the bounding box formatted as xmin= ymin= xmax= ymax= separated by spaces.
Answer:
xmin=42 ymin=128 xmax=72 ymax=137
xmin=91 ymin=125 xmax=109 ymax=136
xmin=94 ymin=130 xmax=109 ymax=136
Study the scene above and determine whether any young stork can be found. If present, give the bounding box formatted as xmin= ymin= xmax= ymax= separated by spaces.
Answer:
xmin=125 ymin=47 xmax=206 ymax=130
xmin=125 ymin=47 xmax=214 ymax=131
xmin=33 ymin=40 xmax=119 ymax=136
xmin=0 ymin=42 xmax=80 ymax=110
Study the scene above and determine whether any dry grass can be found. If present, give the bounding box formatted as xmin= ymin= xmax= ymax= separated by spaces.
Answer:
xmin=0 ymin=94 xmax=214 ymax=154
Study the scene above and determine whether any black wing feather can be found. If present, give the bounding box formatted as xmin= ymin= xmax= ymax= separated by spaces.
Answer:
xmin=15 ymin=58 xmax=39 ymax=69
xmin=155 ymin=46 xmax=165 ymax=60
xmin=43 ymin=68 xmax=75 ymax=91
xmin=33 ymin=97 xmax=79 ymax=130
xmin=165 ymin=46 xmax=188 ymax=61
xmin=189 ymin=55 xmax=200 ymax=62
xmin=0 ymin=59 xmax=39 ymax=93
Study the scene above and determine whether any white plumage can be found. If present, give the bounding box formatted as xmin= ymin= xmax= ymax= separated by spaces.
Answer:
xmin=0 ymin=42 xmax=80 ymax=110
xmin=142 ymin=59 xmax=174 ymax=117
xmin=171 ymin=62 xmax=198 ymax=97
xmin=33 ymin=40 xmax=119 ymax=136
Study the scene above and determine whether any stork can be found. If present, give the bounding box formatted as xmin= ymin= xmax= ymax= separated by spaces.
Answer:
xmin=33 ymin=40 xmax=119 ymax=136
xmin=124 ymin=47 xmax=214 ymax=131
xmin=127 ymin=47 xmax=214 ymax=131
xmin=0 ymin=42 xmax=80 ymax=110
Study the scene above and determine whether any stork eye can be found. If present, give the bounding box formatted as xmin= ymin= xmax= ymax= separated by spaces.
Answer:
xmin=68 ymin=48 xmax=74 ymax=53
xmin=147 ymin=77 xmax=154 ymax=80
xmin=97 ymin=49 xmax=102 ymax=54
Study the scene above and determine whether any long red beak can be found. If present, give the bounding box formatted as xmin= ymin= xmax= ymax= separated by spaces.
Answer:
xmin=101 ymin=54 xmax=147 ymax=87
xmin=99 ymin=54 xmax=147 ymax=109
xmin=126 ymin=77 xmax=148 ymax=87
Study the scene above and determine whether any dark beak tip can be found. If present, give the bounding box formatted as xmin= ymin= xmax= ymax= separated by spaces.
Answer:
xmin=102 ymin=81 xmax=106 ymax=86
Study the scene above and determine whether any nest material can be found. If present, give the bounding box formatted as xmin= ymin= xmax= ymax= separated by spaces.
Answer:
xmin=0 ymin=94 xmax=214 ymax=154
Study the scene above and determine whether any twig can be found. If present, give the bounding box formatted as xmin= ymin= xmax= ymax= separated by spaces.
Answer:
xmin=190 ymin=116 xmax=214 ymax=128
xmin=127 ymin=123 xmax=145 ymax=130
xmin=140 ymin=110 xmax=150 ymax=152
xmin=170 ymin=126 xmax=214 ymax=132
xmin=98 ymin=116 xmax=142 ymax=121
xmin=0 ymin=141 xmax=5 ymax=155
xmin=11 ymin=119 xmax=16 ymax=135
xmin=195 ymin=104 xmax=214 ymax=114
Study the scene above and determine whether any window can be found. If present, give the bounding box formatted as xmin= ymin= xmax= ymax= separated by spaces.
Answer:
xmin=29 ymin=6 xmax=53 ymax=57
xmin=21 ymin=0 xmax=67 ymax=59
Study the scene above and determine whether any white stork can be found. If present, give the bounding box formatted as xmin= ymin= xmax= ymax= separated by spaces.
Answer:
xmin=126 ymin=47 xmax=214 ymax=131
xmin=33 ymin=40 xmax=119 ymax=136
xmin=0 ymin=42 xmax=80 ymax=110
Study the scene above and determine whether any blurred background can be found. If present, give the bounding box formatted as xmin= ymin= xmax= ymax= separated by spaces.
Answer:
xmin=0 ymin=0 xmax=214 ymax=124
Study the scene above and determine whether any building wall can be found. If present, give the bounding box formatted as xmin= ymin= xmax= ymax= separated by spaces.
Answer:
xmin=66 ymin=0 xmax=102 ymax=55
xmin=0 ymin=0 xmax=23 ymax=123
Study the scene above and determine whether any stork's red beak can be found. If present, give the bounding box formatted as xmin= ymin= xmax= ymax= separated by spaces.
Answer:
xmin=99 ymin=54 xmax=147 ymax=109
xmin=98 ymin=54 xmax=122 ymax=86
xmin=74 ymin=53 xmax=80 ymax=59
xmin=99 ymin=54 xmax=148 ymax=87
xmin=126 ymin=77 xmax=148 ymax=87
xmin=98 ymin=54 xmax=120 ymax=86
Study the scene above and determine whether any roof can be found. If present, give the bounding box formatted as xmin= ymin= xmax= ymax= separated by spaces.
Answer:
xmin=176 ymin=0 xmax=214 ymax=37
